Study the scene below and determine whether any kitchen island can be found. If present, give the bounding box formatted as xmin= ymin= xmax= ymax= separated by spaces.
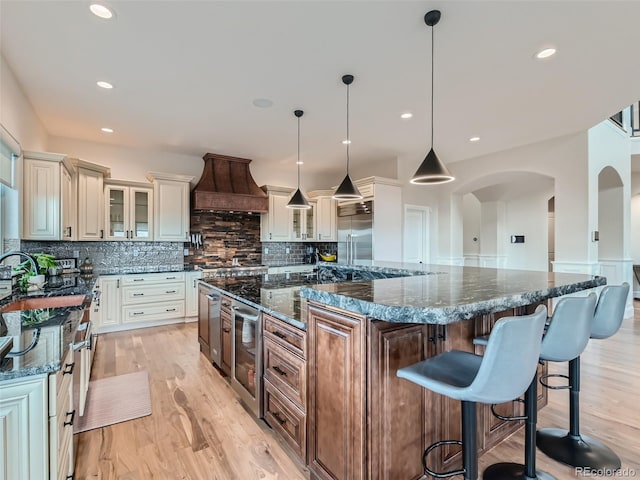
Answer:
xmin=202 ymin=263 xmax=605 ymax=480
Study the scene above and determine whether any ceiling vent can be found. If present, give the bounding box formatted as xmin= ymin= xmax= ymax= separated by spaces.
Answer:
xmin=192 ymin=153 xmax=268 ymax=212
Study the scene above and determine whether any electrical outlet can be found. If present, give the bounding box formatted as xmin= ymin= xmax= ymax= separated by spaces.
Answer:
xmin=285 ymin=247 xmax=290 ymax=254
xmin=183 ymin=248 xmax=189 ymax=256
xmin=265 ymin=247 xmax=269 ymax=255
xmin=133 ymin=249 xmax=139 ymax=257
xmin=73 ymin=250 xmax=80 ymax=258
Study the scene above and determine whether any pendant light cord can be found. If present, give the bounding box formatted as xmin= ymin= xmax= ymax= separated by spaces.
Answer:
xmin=297 ymin=115 xmax=301 ymax=188
xmin=431 ymin=22 xmax=434 ymax=149
xmin=346 ymin=82 xmax=350 ymax=174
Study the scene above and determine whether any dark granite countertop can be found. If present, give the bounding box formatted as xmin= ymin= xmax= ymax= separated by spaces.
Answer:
xmin=301 ymin=263 xmax=606 ymax=324
xmin=201 ymin=264 xmax=604 ymax=329
xmin=0 ymin=304 xmax=85 ymax=381
xmin=0 ymin=273 xmax=96 ymax=381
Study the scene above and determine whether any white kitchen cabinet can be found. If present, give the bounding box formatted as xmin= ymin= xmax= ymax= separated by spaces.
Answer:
xmin=76 ymin=164 xmax=108 ymax=241
xmin=309 ymin=192 xmax=337 ymax=241
xmin=96 ymin=272 xmax=192 ymax=333
xmin=22 ymin=152 xmax=75 ymax=241
xmin=291 ymin=201 xmax=316 ymax=241
xmin=0 ymin=375 xmax=48 ymax=480
xmin=97 ymin=276 xmax=122 ymax=330
xmin=185 ymin=271 xmax=203 ymax=318
xmin=0 ymin=347 xmax=75 ymax=480
xmin=105 ymin=180 xmax=153 ymax=241
xmin=147 ymin=172 xmax=193 ymax=242
xmin=260 ymin=186 xmax=293 ymax=241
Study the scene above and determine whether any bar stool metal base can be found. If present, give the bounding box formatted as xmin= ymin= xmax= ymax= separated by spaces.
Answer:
xmin=536 ymin=428 xmax=621 ymax=470
xmin=483 ymin=462 xmax=556 ymax=480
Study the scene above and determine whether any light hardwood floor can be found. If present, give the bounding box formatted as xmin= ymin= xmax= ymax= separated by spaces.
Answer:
xmin=75 ymin=306 xmax=640 ymax=479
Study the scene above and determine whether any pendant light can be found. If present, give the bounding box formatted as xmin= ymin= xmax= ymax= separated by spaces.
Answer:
xmin=287 ymin=109 xmax=311 ymax=209
xmin=333 ymin=74 xmax=363 ymax=200
xmin=410 ymin=10 xmax=455 ymax=185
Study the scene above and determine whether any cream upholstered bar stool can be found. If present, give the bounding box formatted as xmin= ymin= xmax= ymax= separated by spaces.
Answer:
xmin=536 ymin=283 xmax=629 ymax=470
xmin=397 ymin=307 xmax=547 ymax=480
xmin=482 ymin=293 xmax=597 ymax=480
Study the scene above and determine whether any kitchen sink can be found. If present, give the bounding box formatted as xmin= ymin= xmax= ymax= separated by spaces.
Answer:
xmin=0 ymin=294 xmax=86 ymax=312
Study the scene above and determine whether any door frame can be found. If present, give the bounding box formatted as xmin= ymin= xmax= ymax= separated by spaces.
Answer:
xmin=403 ymin=204 xmax=431 ymax=264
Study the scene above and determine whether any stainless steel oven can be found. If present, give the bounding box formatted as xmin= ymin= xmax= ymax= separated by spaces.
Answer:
xmin=230 ymin=299 xmax=262 ymax=417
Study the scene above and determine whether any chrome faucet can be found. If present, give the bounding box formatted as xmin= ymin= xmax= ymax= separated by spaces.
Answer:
xmin=0 ymin=250 xmax=38 ymax=275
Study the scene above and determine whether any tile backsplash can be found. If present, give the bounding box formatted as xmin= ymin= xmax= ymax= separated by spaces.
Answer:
xmin=21 ymin=241 xmax=184 ymax=274
xmin=262 ymin=242 xmax=337 ymax=266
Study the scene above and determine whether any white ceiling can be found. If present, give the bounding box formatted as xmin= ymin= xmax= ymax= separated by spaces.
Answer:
xmin=1 ymin=1 xmax=640 ymax=179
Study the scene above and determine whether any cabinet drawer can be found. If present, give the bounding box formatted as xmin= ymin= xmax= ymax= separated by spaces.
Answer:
xmin=121 ymin=272 xmax=185 ymax=285
xmin=122 ymin=301 xmax=185 ymax=323
xmin=221 ymin=295 xmax=232 ymax=314
xmin=264 ymin=314 xmax=306 ymax=359
xmin=264 ymin=379 xmax=306 ymax=461
xmin=122 ymin=282 xmax=185 ymax=305
xmin=264 ymin=337 xmax=306 ymax=409
xmin=49 ymin=349 xmax=74 ymax=415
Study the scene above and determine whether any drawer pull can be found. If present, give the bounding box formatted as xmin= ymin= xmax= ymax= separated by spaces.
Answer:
xmin=64 ymin=409 xmax=76 ymax=427
xmin=165 ymin=290 xmax=177 ymax=294
xmin=66 ymin=475 xmax=75 ymax=480
xmin=166 ymin=308 xmax=177 ymax=312
xmin=133 ymin=293 xmax=145 ymax=296
xmin=222 ymin=327 xmax=231 ymax=333
xmin=133 ymin=278 xmax=144 ymax=282
xmin=63 ymin=362 xmax=75 ymax=375
xmin=272 ymin=412 xmax=287 ymax=426
xmin=272 ymin=331 xmax=287 ymax=340
xmin=166 ymin=276 xmax=177 ymax=280
xmin=272 ymin=365 xmax=288 ymax=377
xmin=133 ymin=311 xmax=145 ymax=316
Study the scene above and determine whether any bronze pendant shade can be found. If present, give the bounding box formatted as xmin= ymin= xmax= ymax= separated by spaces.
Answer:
xmin=410 ymin=10 xmax=455 ymax=185
xmin=333 ymin=74 xmax=363 ymax=200
xmin=287 ymin=109 xmax=311 ymax=209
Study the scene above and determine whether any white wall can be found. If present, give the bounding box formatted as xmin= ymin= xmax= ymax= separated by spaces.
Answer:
xmin=631 ymin=195 xmax=640 ymax=262
xmin=0 ymin=55 xmax=48 ymax=151
xmin=462 ymin=194 xmax=480 ymax=257
xmin=505 ymin=190 xmax=551 ymax=271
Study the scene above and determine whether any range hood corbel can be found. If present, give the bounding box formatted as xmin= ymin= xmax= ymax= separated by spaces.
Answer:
xmin=192 ymin=153 xmax=268 ymax=213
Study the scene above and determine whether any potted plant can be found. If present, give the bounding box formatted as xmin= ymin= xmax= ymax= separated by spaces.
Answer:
xmin=13 ymin=253 xmax=57 ymax=292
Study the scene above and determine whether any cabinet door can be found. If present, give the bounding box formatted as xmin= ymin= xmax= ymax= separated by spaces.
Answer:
xmin=292 ymin=202 xmax=316 ymax=241
xmin=154 ymin=180 xmax=189 ymax=241
xmin=308 ymin=305 xmax=366 ymax=480
xmin=99 ymin=277 xmax=121 ymax=329
xmin=77 ymin=168 xmax=104 ymax=241
xmin=316 ymin=197 xmax=336 ymax=241
xmin=268 ymin=194 xmax=292 ymax=241
xmin=61 ymin=165 xmax=76 ymax=240
xmin=0 ymin=376 xmax=48 ymax=480
xmin=185 ymin=272 xmax=201 ymax=318
xmin=130 ymin=187 xmax=153 ymax=241
xmin=22 ymin=158 xmax=61 ymax=240
xmin=105 ymin=185 xmax=128 ymax=240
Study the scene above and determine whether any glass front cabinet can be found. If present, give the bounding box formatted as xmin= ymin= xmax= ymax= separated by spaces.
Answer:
xmin=104 ymin=181 xmax=153 ymax=241
xmin=291 ymin=201 xmax=316 ymax=241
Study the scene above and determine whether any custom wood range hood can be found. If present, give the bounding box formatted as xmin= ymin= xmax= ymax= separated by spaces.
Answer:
xmin=192 ymin=153 xmax=268 ymax=213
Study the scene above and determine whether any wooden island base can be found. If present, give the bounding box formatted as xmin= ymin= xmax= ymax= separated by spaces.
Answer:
xmin=307 ymin=301 xmax=547 ymax=480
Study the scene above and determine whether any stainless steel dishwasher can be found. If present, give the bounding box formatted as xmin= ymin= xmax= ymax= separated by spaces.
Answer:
xmin=230 ymin=299 xmax=262 ymax=418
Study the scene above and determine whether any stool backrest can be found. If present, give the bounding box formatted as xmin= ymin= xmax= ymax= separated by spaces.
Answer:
xmin=468 ymin=305 xmax=547 ymax=404
xmin=540 ymin=293 xmax=597 ymax=362
xmin=591 ymin=283 xmax=629 ymax=339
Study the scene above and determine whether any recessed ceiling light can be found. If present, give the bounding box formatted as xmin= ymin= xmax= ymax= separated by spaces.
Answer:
xmin=296 ymin=161 xmax=304 ymax=165
xmin=101 ymin=127 xmax=114 ymax=133
xmin=96 ymin=81 xmax=113 ymax=89
xmin=401 ymin=113 xmax=413 ymax=119
xmin=342 ymin=140 xmax=351 ymax=145
xmin=252 ymin=98 xmax=273 ymax=108
xmin=535 ymin=47 xmax=556 ymax=59
xmin=89 ymin=3 xmax=114 ymax=19
xmin=469 ymin=136 xmax=480 ymax=142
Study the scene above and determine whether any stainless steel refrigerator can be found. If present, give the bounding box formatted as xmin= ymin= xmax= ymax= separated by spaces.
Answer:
xmin=337 ymin=201 xmax=373 ymax=264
